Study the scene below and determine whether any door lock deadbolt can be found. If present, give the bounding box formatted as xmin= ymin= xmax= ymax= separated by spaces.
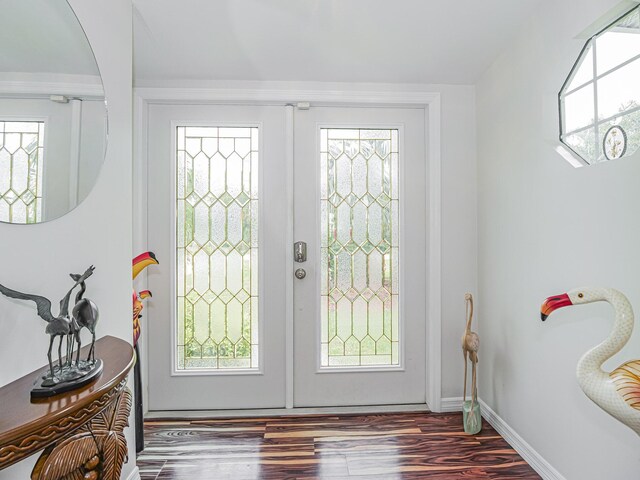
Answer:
xmin=294 ymin=241 xmax=307 ymax=263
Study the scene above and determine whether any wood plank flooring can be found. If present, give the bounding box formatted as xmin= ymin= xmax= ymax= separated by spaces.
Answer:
xmin=137 ymin=412 xmax=541 ymax=479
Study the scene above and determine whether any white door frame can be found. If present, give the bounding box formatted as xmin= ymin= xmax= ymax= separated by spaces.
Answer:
xmin=134 ymin=84 xmax=443 ymax=412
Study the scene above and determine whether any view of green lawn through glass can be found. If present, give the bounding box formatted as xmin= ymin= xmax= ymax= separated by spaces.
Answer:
xmin=320 ymin=128 xmax=400 ymax=367
xmin=175 ymin=126 xmax=259 ymax=370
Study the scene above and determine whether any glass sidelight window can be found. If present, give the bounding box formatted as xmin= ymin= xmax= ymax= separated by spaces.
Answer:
xmin=320 ymin=128 xmax=400 ymax=367
xmin=0 ymin=121 xmax=44 ymax=223
xmin=175 ymin=126 xmax=259 ymax=371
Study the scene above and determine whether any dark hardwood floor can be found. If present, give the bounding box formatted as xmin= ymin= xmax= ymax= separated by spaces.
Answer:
xmin=137 ymin=412 xmax=541 ymax=479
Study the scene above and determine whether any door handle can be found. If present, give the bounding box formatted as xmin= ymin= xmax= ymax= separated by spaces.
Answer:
xmin=294 ymin=241 xmax=307 ymax=263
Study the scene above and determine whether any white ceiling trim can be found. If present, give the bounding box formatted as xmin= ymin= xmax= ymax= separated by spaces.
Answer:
xmin=135 ymin=85 xmax=440 ymax=107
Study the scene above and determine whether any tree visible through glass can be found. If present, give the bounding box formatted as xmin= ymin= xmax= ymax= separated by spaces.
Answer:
xmin=320 ymin=128 xmax=399 ymax=367
xmin=176 ymin=126 xmax=259 ymax=370
xmin=0 ymin=121 xmax=44 ymax=223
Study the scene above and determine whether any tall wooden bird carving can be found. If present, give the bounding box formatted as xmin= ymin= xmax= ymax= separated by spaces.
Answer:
xmin=462 ymin=293 xmax=479 ymax=407
xmin=542 ymin=288 xmax=640 ymax=435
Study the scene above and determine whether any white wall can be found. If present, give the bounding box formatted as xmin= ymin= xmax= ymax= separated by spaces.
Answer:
xmin=477 ymin=0 xmax=640 ymax=478
xmin=437 ymin=84 xmax=477 ymax=399
xmin=0 ymin=0 xmax=133 ymax=478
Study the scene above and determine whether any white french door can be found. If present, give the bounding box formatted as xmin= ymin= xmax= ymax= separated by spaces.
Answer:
xmin=146 ymin=105 xmax=288 ymax=410
xmin=293 ymin=107 xmax=426 ymax=406
xmin=145 ymin=103 xmax=426 ymax=411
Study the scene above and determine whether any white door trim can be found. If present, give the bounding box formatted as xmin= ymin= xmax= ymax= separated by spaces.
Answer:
xmin=284 ymin=105 xmax=295 ymax=408
xmin=134 ymin=84 xmax=443 ymax=413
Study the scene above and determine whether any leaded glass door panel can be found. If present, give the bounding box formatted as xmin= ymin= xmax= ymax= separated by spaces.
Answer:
xmin=146 ymin=105 xmax=287 ymax=410
xmin=293 ymin=107 xmax=427 ymax=407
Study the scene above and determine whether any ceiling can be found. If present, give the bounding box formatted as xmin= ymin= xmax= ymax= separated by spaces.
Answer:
xmin=133 ymin=0 xmax=543 ymax=86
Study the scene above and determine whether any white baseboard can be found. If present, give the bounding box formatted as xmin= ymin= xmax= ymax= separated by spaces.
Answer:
xmin=440 ymin=396 xmax=464 ymax=412
xmin=125 ymin=466 xmax=141 ymax=480
xmin=478 ymin=399 xmax=566 ymax=480
xmin=146 ymin=403 xmax=429 ymax=419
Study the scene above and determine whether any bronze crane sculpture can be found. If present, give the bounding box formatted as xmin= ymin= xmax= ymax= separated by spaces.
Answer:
xmin=0 ymin=266 xmax=95 ymax=384
xmin=70 ymin=272 xmax=99 ymax=363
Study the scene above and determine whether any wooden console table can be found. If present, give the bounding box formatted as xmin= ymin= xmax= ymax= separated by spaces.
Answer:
xmin=0 ymin=336 xmax=135 ymax=480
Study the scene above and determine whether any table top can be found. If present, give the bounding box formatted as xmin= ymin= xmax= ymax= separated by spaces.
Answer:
xmin=0 ymin=335 xmax=134 ymax=448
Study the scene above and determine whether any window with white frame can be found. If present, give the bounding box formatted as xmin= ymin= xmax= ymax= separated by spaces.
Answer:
xmin=559 ymin=6 xmax=640 ymax=165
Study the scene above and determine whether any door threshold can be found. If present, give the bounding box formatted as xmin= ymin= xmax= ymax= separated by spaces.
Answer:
xmin=145 ymin=403 xmax=430 ymax=420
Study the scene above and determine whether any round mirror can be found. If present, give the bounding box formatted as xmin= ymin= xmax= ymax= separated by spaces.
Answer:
xmin=0 ymin=0 xmax=107 ymax=224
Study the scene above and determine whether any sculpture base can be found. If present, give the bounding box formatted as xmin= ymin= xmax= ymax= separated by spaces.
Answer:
xmin=31 ymin=360 xmax=103 ymax=399
xmin=463 ymin=399 xmax=482 ymax=434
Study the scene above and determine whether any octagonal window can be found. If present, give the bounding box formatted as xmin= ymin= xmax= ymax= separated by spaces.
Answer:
xmin=559 ymin=6 xmax=640 ymax=165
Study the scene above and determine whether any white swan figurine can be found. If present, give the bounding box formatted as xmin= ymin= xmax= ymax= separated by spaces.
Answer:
xmin=541 ymin=287 xmax=640 ymax=435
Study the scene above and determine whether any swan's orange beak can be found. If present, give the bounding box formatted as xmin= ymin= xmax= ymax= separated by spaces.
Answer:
xmin=541 ymin=293 xmax=572 ymax=321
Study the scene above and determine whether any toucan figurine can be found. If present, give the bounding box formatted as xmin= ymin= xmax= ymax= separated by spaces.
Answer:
xmin=132 ymin=251 xmax=158 ymax=346
xmin=133 ymin=251 xmax=159 ymax=281
xmin=132 ymin=251 xmax=159 ymax=453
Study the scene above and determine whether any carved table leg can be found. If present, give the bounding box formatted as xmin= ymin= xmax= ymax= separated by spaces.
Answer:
xmin=31 ymin=387 xmax=132 ymax=480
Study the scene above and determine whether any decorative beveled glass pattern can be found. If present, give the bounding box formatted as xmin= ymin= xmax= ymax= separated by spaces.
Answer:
xmin=320 ymin=128 xmax=399 ymax=367
xmin=0 ymin=121 xmax=44 ymax=224
xmin=176 ymin=126 xmax=259 ymax=370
